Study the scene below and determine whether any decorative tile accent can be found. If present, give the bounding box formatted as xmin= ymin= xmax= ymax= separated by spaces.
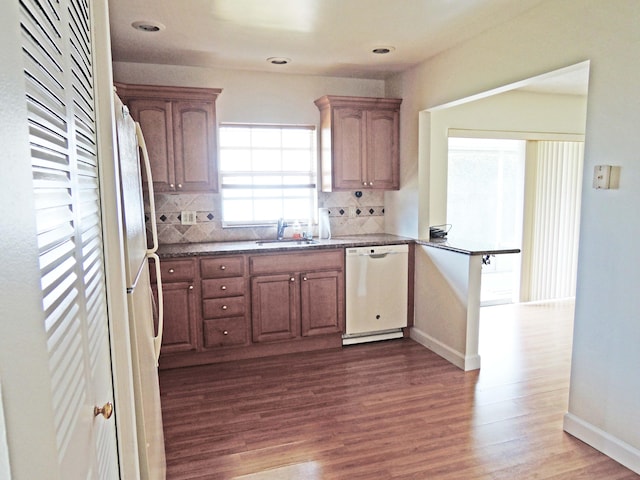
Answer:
xmin=147 ymin=191 xmax=386 ymax=244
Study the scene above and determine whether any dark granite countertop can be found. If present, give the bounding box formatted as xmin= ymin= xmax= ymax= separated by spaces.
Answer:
xmin=416 ymin=237 xmax=520 ymax=256
xmin=156 ymin=234 xmax=415 ymax=258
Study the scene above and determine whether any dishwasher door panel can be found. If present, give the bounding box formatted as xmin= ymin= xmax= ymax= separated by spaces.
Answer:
xmin=345 ymin=245 xmax=408 ymax=336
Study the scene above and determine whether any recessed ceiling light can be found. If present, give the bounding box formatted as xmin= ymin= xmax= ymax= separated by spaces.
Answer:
xmin=131 ymin=21 xmax=165 ymax=32
xmin=372 ymin=46 xmax=395 ymax=55
xmin=266 ymin=57 xmax=291 ymax=65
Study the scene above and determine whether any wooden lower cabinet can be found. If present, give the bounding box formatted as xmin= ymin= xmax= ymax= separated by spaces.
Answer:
xmin=251 ymin=273 xmax=300 ymax=343
xmin=202 ymin=318 xmax=246 ymax=348
xmin=250 ymin=249 xmax=345 ymax=344
xmin=157 ymin=249 xmax=345 ymax=368
xmin=151 ymin=258 xmax=198 ymax=355
xmin=300 ymin=270 xmax=344 ymax=337
xmin=157 ymin=281 xmax=198 ymax=353
xmin=200 ymin=255 xmax=249 ymax=350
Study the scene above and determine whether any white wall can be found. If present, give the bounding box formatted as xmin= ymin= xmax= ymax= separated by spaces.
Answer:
xmin=428 ymin=90 xmax=588 ymax=226
xmin=389 ymin=0 xmax=640 ymax=472
xmin=112 ymin=62 xmax=385 ymax=125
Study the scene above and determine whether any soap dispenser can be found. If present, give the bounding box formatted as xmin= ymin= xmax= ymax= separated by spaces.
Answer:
xmin=292 ymin=220 xmax=302 ymax=239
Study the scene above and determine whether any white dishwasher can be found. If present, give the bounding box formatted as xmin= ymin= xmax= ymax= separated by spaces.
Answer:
xmin=343 ymin=244 xmax=409 ymax=345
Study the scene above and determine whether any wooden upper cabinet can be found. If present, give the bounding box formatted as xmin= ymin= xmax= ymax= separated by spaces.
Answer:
xmin=115 ymin=83 xmax=222 ymax=193
xmin=315 ymin=95 xmax=401 ymax=192
xmin=126 ymin=99 xmax=174 ymax=191
xmin=172 ymin=101 xmax=218 ymax=192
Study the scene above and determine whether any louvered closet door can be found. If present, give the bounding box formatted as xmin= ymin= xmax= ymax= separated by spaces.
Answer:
xmin=21 ymin=0 xmax=119 ymax=478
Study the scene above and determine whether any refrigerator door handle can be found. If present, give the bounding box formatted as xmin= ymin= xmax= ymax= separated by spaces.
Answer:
xmin=135 ymin=121 xmax=159 ymax=255
xmin=149 ymin=252 xmax=164 ymax=364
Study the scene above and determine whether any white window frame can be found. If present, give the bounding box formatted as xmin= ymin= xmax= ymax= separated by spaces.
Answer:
xmin=218 ymin=123 xmax=317 ymax=227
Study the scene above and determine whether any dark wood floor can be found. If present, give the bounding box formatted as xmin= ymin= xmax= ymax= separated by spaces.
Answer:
xmin=159 ymin=301 xmax=639 ymax=479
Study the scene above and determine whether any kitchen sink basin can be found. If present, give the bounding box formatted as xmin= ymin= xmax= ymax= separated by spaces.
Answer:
xmin=255 ymin=239 xmax=319 ymax=246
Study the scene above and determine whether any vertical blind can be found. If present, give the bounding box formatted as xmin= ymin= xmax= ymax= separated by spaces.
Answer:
xmin=528 ymin=141 xmax=584 ymax=301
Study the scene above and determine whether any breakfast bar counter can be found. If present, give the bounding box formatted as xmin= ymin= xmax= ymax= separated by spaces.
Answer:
xmin=411 ymin=237 xmax=520 ymax=371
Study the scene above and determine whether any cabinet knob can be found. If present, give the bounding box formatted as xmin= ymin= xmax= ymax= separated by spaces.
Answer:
xmin=94 ymin=402 xmax=113 ymax=420
xmin=168 ymin=268 xmax=175 ymax=274
xmin=220 ymin=265 xmax=226 ymax=270
xmin=189 ymin=285 xmax=194 ymax=290
xmin=303 ymin=277 xmax=308 ymax=281
xmin=363 ymin=181 xmax=368 ymax=186
xmin=290 ymin=277 xmax=295 ymax=282
xmin=177 ymin=183 xmax=182 ymax=189
xmin=221 ymin=285 xmax=227 ymax=290
xmin=170 ymin=183 xmax=175 ymax=189
xmin=223 ymin=330 xmax=229 ymax=335
xmin=221 ymin=305 xmax=228 ymax=310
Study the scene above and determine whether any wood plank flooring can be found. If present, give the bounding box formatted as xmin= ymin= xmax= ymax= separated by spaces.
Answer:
xmin=159 ymin=300 xmax=639 ymax=479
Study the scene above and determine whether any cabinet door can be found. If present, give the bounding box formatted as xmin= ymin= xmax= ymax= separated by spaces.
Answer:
xmin=251 ymin=274 xmax=299 ymax=342
xmin=153 ymin=281 xmax=198 ymax=353
xmin=127 ymin=99 xmax=175 ymax=192
xmin=333 ymin=107 xmax=366 ymax=190
xmin=366 ymin=109 xmax=400 ymax=190
xmin=172 ymin=101 xmax=218 ymax=192
xmin=300 ymin=270 xmax=345 ymax=336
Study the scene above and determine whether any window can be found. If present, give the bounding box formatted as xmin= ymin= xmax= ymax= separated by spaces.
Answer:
xmin=218 ymin=124 xmax=317 ymax=226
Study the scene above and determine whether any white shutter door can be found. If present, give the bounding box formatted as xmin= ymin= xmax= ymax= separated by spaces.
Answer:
xmin=20 ymin=0 xmax=119 ymax=478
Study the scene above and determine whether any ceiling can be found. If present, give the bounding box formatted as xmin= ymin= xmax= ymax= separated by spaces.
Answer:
xmin=108 ymin=0 xmax=554 ymax=79
xmin=108 ymin=0 xmax=588 ymax=94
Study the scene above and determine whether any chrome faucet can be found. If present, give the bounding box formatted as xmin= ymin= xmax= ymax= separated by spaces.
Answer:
xmin=276 ymin=218 xmax=288 ymax=240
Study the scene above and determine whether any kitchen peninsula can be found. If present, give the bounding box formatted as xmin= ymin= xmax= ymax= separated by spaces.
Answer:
xmin=153 ymin=233 xmax=517 ymax=371
xmin=412 ymin=237 xmax=520 ymax=371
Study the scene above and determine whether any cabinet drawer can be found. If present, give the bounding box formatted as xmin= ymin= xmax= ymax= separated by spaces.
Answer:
xmin=201 ymin=256 xmax=244 ymax=278
xmin=152 ymin=259 xmax=195 ymax=282
xmin=203 ymin=318 xmax=247 ymax=348
xmin=202 ymin=296 xmax=245 ymax=319
xmin=250 ymin=249 xmax=343 ymax=275
xmin=202 ymin=277 xmax=245 ymax=298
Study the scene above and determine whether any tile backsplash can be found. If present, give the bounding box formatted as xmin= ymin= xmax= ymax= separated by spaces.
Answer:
xmin=146 ymin=190 xmax=385 ymax=244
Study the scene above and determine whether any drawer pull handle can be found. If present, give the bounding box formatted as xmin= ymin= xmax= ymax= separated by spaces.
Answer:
xmin=221 ymin=305 xmax=228 ymax=310
xmin=223 ymin=330 xmax=229 ymax=335
xmin=220 ymin=265 xmax=226 ymax=270
xmin=168 ymin=268 xmax=175 ymax=274
xmin=189 ymin=285 xmax=194 ymax=290
xmin=221 ymin=285 xmax=227 ymax=290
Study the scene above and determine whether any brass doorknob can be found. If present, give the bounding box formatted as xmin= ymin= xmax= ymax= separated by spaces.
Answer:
xmin=94 ymin=402 xmax=113 ymax=420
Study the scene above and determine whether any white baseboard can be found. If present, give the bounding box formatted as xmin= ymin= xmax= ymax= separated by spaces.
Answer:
xmin=563 ymin=413 xmax=640 ymax=474
xmin=409 ymin=327 xmax=481 ymax=371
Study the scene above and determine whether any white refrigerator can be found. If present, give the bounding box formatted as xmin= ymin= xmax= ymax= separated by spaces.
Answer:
xmin=113 ymin=93 xmax=167 ymax=479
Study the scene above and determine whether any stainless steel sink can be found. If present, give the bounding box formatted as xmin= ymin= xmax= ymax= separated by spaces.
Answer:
xmin=255 ymin=239 xmax=319 ymax=246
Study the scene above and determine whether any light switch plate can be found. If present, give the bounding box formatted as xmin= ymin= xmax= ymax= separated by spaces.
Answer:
xmin=181 ymin=210 xmax=197 ymax=225
xmin=593 ymin=165 xmax=611 ymax=189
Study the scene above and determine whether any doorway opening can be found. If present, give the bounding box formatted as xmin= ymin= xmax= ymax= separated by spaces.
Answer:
xmin=446 ymin=135 xmax=584 ymax=306
xmin=447 ymin=137 xmax=525 ymax=305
